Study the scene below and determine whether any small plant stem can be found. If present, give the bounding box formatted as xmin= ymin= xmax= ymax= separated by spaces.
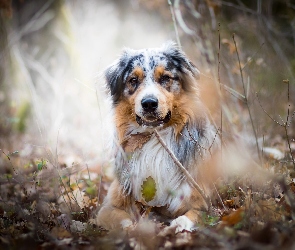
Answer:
xmin=218 ymin=23 xmax=223 ymax=157
xmin=257 ymin=84 xmax=295 ymax=169
xmin=154 ymin=129 xmax=211 ymax=209
xmin=232 ymin=34 xmax=261 ymax=161
xmin=213 ymin=183 xmax=227 ymax=211
xmin=284 ymin=125 xmax=295 ymax=168
xmin=287 ymin=79 xmax=290 ymax=125
xmin=1 ymin=149 xmax=17 ymax=175
xmin=86 ymin=163 xmax=91 ymax=181
xmin=277 ymin=177 xmax=295 ymax=220
xmin=285 ymin=80 xmax=295 ymax=168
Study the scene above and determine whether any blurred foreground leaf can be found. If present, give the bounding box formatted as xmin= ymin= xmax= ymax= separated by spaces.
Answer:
xmin=141 ymin=176 xmax=156 ymax=202
xmin=14 ymin=101 xmax=31 ymax=133
xmin=222 ymin=207 xmax=245 ymax=227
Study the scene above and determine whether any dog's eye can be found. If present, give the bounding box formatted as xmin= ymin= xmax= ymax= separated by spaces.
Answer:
xmin=160 ymin=75 xmax=171 ymax=83
xmin=129 ymin=77 xmax=138 ymax=87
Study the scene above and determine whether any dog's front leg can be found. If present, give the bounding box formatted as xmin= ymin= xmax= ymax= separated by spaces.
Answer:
xmin=170 ymin=190 xmax=208 ymax=233
xmin=96 ymin=179 xmax=133 ymax=230
xmin=170 ymin=209 xmax=202 ymax=233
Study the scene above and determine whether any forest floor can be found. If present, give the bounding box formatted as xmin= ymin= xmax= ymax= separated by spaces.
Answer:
xmin=1 ymin=130 xmax=295 ymax=250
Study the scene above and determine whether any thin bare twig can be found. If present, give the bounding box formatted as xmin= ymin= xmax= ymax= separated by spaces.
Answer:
xmin=285 ymin=80 xmax=295 ymax=167
xmin=213 ymin=183 xmax=227 ymax=211
xmin=1 ymin=149 xmax=18 ymax=175
xmin=184 ymin=125 xmax=208 ymax=151
xmin=242 ymin=43 xmax=265 ymax=71
xmin=178 ymin=125 xmax=219 ymax=159
xmin=174 ymin=0 xmax=194 ymax=35
xmin=154 ymin=129 xmax=211 ymax=209
xmin=276 ymin=177 xmax=295 ymax=220
xmin=208 ymin=128 xmax=221 ymax=153
xmin=218 ymin=23 xmax=223 ymax=157
xmin=256 ymin=93 xmax=282 ymax=126
xmin=201 ymin=72 xmax=246 ymax=102
xmin=256 ymin=80 xmax=295 ymax=168
xmin=284 ymin=125 xmax=295 ymax=167
xmin=233 ymin=34 xmax=260 ymax=161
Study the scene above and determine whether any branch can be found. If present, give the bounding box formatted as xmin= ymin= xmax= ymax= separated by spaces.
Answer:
xmin=168 ymin=0 xmax=181 ymax=48
xmin=255 ymin=92 xmax=283 ymax=126
xmin=154 ymin=129 xmax=211 ymax=209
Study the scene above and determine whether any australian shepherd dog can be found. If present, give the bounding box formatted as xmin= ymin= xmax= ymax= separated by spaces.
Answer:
xmin=97 ymin=42 xmax=218 ymax=233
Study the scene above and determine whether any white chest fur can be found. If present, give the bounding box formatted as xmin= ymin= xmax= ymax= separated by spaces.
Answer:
xmin=125 ymin=127 xmax=192 ymax=213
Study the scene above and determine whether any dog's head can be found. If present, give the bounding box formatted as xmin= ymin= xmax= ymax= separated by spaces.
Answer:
xmin=105 ymin=41 xmax=200 ymax=128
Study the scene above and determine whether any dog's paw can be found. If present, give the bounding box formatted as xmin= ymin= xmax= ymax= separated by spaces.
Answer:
xmin=170 ymin=215 xmax=195 ymax=233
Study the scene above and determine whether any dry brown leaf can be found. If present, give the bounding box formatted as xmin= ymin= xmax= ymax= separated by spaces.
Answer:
xmin=224 ymin=199 xmax=234 ymax=208
xmin=51 ymin=227 xmax=72 ymax=239
xmin=221 ymin=208 xmax=245 ymax=226
xmin=221 ymin=38 xmax=236 ymax=54
xmin=289 ymin=182 xmax=295 ymax=193
xmin=121 ymin=132 xmax=152 ymax=153
xmin=256 ymin=198 xmax=286 ymax=221
xmin=278 ymin=196 xmax=291 ymax=216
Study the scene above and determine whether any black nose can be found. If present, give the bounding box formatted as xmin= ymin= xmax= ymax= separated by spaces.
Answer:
xmin=141 ymin=97 xmax=158 ymax=112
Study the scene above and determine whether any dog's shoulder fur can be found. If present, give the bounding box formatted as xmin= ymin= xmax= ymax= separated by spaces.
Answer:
xmin=97 ymin=42 xmax=219 ymax=232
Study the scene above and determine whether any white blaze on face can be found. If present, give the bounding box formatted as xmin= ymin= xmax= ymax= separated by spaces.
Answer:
xmin=134 ymin=82 xmax=161 ymax=118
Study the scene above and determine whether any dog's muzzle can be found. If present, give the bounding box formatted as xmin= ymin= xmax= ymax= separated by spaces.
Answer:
xmin=136 ymin=96 xmax=171 ymax=127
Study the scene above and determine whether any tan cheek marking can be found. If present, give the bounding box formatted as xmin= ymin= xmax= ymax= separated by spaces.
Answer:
xmin=152 ymin=84 xmax=189 ymax=133
xmin=167 ymin=88 xmax=206 ymax=138
xmin=115 ymin=99 xmax=136 ymax=143
xmin=153 ymin=84 xmax=173 ymax=119
xmin=164 ymin=91 xmax=191 ymax=137
xmin=115 ymin=84 xmax=147 ymax=143
xmin=128 ymin=84 xmax=144 ymax=107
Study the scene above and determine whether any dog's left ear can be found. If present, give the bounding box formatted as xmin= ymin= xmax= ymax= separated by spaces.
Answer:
xmin=161 ymin=41 xmax=200 ymax=79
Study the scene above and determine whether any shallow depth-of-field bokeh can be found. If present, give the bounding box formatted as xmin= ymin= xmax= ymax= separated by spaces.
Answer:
xmin=0 ymin=0 xmax=295 ymax=249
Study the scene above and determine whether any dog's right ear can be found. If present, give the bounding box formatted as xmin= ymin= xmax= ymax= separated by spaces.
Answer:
xmin=105 ymin=49 xmax=134 ymax=104
xmin=161 ymin=41 xmax=200 ymax=79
